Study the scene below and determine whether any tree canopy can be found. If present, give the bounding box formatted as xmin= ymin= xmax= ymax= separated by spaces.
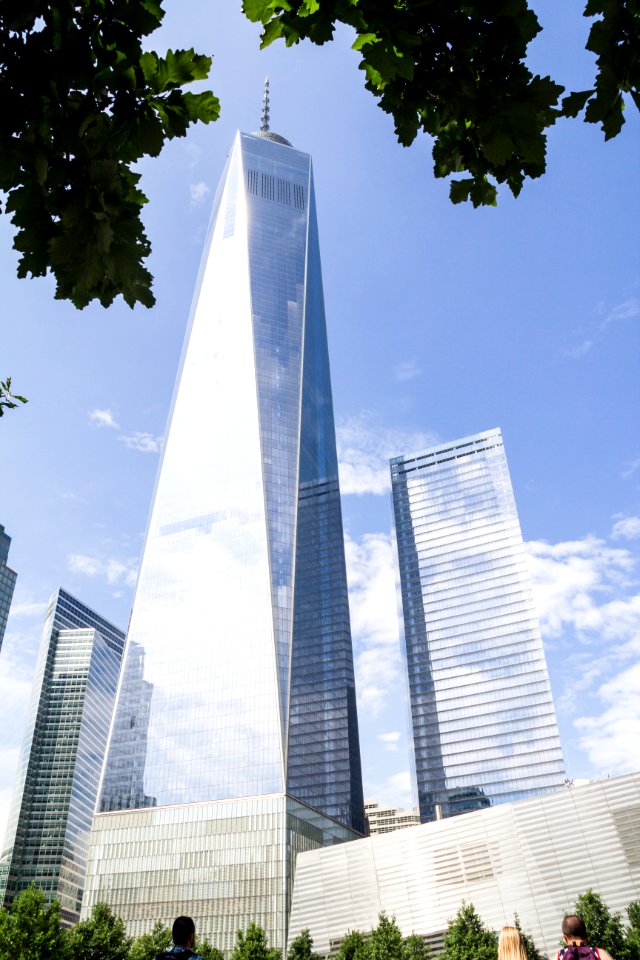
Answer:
xmin=0 ymin=0 xmax=219 ymax=310
xmin=244 ymin=0 xmax=640 ymax=207
xmin=0 ymin=886 xmax=63 ymax=960
xmin=440 ymin=902 xmax=498 ymax=960
xmin=65 ymin=902 xmax=132 ymax=960
xmin=573 ymin=890 xmax=640 ymax=960
xmin=0 ymin=1 xmax=638 ymax=316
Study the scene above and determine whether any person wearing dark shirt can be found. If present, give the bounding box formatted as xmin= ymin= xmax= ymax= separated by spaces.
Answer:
xmin=156 ymin=916 xmax=206 ymax=960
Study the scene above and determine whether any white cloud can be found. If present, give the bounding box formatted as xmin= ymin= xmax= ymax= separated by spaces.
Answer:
xmin=67 ymin=553 xmax=138 ymax=590
xmin=0 ymin=634 xmax=40 ymax=840
xmin=378 ymin=731 xmax=402 ymax=751
xmin=119 ymin=432 xmax=163 ymax=454
xmin=88 ymin=408 xmax=119 ymax=428
xmin=525 ymin=535 xmax=637 ymax=641
xmin=392 ymin=359 xmax=421 ymax=382
xmin=364 ymin=769 xmax=414 ymax=810
xmin=68 ymin=553 xmax=102 ymax=577
xmin=184 ymin=143 xmax=202 ymax=168
xmin=7 ymin=597 xmax=47 ymax=620
xmin=190 ymin=181 xmax=211 ymax=206
xmin=621 ymin=457 xmax=640 ymax=480
xmin=611 ymin=515 xmax=640 ymax=540
xmin=524 ymin=524 xmax=640 ymax=778
xmin=345 ymin=532 xmax=402 ymax=717
xmin=337 ymin=414 xmax=437 ymax=496
xmin=607 ymin=298 xmax=640 ymax=323
xmin=575 ymin=662 xmax=640 ymax=775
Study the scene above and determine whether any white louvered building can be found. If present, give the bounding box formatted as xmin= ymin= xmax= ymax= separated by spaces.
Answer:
xmin=289 ymin=773 xmax=640 ymax=958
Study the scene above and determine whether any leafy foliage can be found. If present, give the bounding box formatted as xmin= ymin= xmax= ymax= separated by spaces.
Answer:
xmin=574 ymin=890 xmax=630 ymax=960
xmin=243 ymin=0 xmax=639 ymax=206
xmin=287 ymin=929 xmax=321 ymax=960
xmin=0 ymin=377 xmax=28 ymax=417
xmin=626 ymin=903 xmax=640 ymax=960
xmin=0 ymin=0 xmax=220 ymax=309
xmin=336 ymin=930 xmax=370 ymax=960
xmin=440 ymin=902 xmax=498 ymax=960
xmin=0 ymin=886 xmax=64 ymax=960
xmin=513 ymin=914 xmax=545 ymax=960
xmin=569 ymin=0 xmax=640 ymax=140
xmin=230 ymin=923 xmax=281 ymax=960
xmin=402 ymin=934 xmax=431 ymax=960
xmin=129 ymin=920 xmax=171 ymax=960
xmin=65 ymin=901 xmax=132 ymax=960
xmin=369 ymin=914 xmax=405 ymax=960
xmin=196 ymin=938 xmax=225 ymax=960
xmin=129 ymin=921 xmax=172 ymax=960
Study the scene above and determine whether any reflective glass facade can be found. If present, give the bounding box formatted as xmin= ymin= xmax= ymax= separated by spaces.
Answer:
xmin=0 ymin=523 xmax=17 ymax=653
xmin=84 ymin=795 xmax=357 ymax=952
xmin=88 ymin=129 xmax=363 ymax=947
xmin=0 ymin=588 xmax=124 ymax=924
xmin=289 ymin=773 xmax=640 ymax=959
xmin=390 ymin=429 xmax=565 ymax=822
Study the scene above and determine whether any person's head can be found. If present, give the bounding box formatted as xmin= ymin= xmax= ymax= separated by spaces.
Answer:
xmin=562 ymin=916 xmax=588 ymax=945
xmin=498 ymin=926 xmax=527 ymax=960
xmin=172 ymin=916 xmax=196 ymax=948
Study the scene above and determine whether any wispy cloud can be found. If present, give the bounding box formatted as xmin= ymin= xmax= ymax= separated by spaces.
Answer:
xmin=611 ymin=515 xmax=640 ymax=540
xmin=525 ymin=521 xmax=640 ymax=778
xmin=184 ymin=143 xmax=202 ymax=168
xmin=378 ymin=731 xmax=402 ymax=751
xmin=347 ymin=512 xmax=640 ymax=787
xmin=621 ymin=457 xmax=640 ymax=480
xmin=392 ymin=358 xmax=421 ymax=382
xmin=190 ymin=181 xmax=211 ymax=206
xmin=526 ymin=535 xmax=637 ymax=642
xmin=0 ymin=629 xmax=41 ymax=837
xmin=337 ymin=414 xmax=437 ymax=496
xmin=345 ymin=531 xmax=402 ymax=717
xmin=364 ymin=769 xmax=414 ymax=810
xmin=575 ymin=662 xmax=640 ymax=775
xmin=7 ymin=596 xmax=47 ymax=621
xmin=566 ymin=297 xmax=640 ymax=357
xmin=88 ymin=408 xmax=119 ymax=429
xmin=118 ymin=432 xmax=163 ymax=454
xmin=68 ymin=553 xmax=138 ymax=589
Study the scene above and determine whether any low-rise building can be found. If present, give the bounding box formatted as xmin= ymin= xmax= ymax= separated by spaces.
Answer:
xmin=365 ymin=801 xmax=420 ymax=835
xmin=290 ymin=773 xmax=640 ymax=958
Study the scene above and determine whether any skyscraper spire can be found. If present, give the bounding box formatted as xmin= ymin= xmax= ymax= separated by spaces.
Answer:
xmin=261 ymin=77 xmax=270 ymax=132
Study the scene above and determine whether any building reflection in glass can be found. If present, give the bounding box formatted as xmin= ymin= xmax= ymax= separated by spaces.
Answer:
xmin=87 ymin=124 xmax=364 ymax=949
xmin=0 ymin=589 xmax=124 ymax=924
xmin=391 ymin=429 xmax=566 ymax=823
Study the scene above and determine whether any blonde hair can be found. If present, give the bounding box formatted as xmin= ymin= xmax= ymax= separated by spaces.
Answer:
xmin=498 ymin=926 xmax=527 ymax=960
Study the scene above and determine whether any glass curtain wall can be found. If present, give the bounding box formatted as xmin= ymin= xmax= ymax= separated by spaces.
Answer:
xmin=391 ymin=429 xmax=566 ymax=822
xmin=0 ymin=589 xmax=124 ymax=924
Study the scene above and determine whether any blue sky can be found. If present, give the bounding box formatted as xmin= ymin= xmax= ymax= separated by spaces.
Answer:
xmin=1 ymin=1 xmax=639 ymax=837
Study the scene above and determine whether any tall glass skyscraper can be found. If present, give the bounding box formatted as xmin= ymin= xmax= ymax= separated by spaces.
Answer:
xmin=0 ymin=588 xmax=125 ymax=924
xmin=390 ymin=429 xmax=566 ymax=823
xmin=0 ymin=524 xmax=17 ymax=652
xmin=83 ymin=112 xmax=364 ymax=950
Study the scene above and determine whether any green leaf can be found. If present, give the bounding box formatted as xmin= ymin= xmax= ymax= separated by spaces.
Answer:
xmin=449 ymin=179 xmax=473 ymax=204
xmin=561 ymin=89 xmax=594 ymax=117
xmin=482 ymin=133 xmax=515 ymax=166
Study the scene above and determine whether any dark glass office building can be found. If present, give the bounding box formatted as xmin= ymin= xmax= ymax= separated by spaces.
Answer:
xmin=0 ymin=524 xmax=17 ymax=653
xmin=0 ymin=588 xmax=125 ymax=924
xmin=391 ymin=429 xmax=566 ymax=823
xmin=84 ymin=117 xmax=364 ymax=949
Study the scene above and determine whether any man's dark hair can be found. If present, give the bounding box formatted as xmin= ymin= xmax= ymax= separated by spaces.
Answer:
xmin=173 ymin=916 xmax=196 ymax=947
xmin=562 ymin=916 xmax=588 ymax=941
